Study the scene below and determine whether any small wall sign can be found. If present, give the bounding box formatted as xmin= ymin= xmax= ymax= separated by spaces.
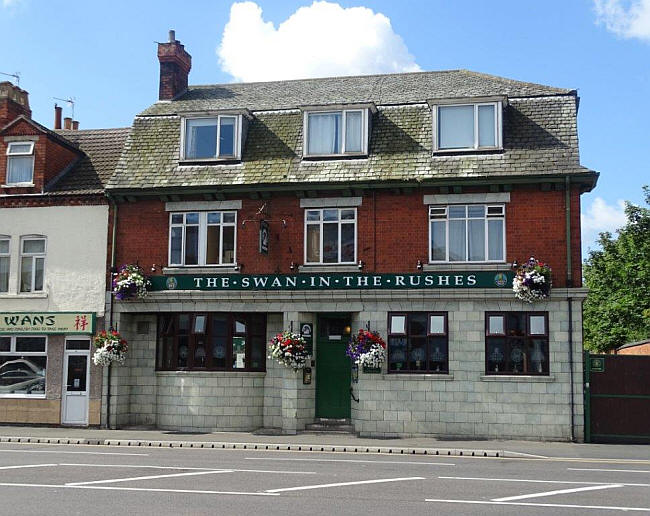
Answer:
xmin=590 ymin=357 xmax=605 ymax=373
xmin=301 ymin=322 xmax=313 ymax=355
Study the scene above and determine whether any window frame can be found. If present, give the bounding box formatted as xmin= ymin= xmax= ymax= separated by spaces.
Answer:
xmin=0 ymin=335 xmax=47 ymax=398
xmin=5 ymin=141 xmax=35 ymax=186
xmin=156 ymin=313 xmax=266 ymax=372
xmin=432 ymin=101 xmax=503 ymax=152
xmin=0 ymin=236 xmax=9 ymax=293
xmin=19 ymin=236 xmax=46 ymax=293
xmin=428 ymin=203 xmax=506 ymax=263
xmin=303 ymin=108 xmax=369 ymax=158
xmin=180 ymin=114 xmax=242 ymax=162
xmin=484 ymin=311 xmax=550 ymax=376
xmin=387 ymin=312 xmax=449 ymax=374
xmin=303 ymin=207 xmax=357 ymax=265
xmin=168 ymin=211 xmax=237 ymax=267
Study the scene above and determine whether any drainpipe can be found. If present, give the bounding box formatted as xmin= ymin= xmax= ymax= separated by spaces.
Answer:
xmin=565 ymin=175 xmax=575 ymax=441
xmin=106 ymin=196 xmax=118 ymax=429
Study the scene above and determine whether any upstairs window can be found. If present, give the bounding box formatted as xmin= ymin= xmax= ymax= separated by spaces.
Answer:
xmin=304 ymin=208 xmax=356 ymax=264
xmin=0 ymin=237 xmax=9 ymax=293
xmin=182 ymin=115 xmax=241 ymax=160
xmin=6 ymin=142 xmax=35 ymax=185
xmin=20 ymin=237 xmax=45 ymax=293
xmin=429 ymin=204 xmax=505 ymax=262
xmin=169 ymin=211 xmax=236 ymax=266
xmin=433 ymin=101 xmax=502 ymax=151
xmin=304 ymin=109 xmax=368 ymax=157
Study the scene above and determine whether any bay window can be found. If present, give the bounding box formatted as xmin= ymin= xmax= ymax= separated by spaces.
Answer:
xmin=6 ymin=141 xmax=35 ymax=185
xmin=0 ymin=336 xmax=47 ymax=396
xmin=304 ymin=109 xmax=369 ymax=157
xmin=20 ymin=236 xmax=46 ymax=292
xmin=388 ymin=312 xmax=448 ymax=373
xmin=157 ymin=313 xmax=266 ymax=371
xmin=304 ymin=208 xmax=356 ymax=264
xmin=182 ymin=115 xmax=242 ymax=160
xmin=485 ymin=312 xmax=549 ymax=375
xmin=429 ymin=204 xmax=505 ymax=262
xmin=169 ymin=211 xmax=236 ymax=266
xmin=432 ymin=100 xmax=502 ymax=151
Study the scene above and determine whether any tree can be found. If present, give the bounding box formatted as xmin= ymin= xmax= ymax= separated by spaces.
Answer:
xmin=583 ymin=186 xmax=650 ymax=352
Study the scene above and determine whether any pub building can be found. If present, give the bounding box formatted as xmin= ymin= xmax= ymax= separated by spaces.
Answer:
xmin=0 ymin=81 xmax=127 ymax=425
xmin=104 ymin=32 xmax=597 ymax=441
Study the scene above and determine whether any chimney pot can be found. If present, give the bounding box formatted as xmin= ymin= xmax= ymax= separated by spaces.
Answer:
xmin=54 ymin=104 xmax=63 ymax=129
xmin=63 ymin=117 xmax=72 ymax=130
xmin=72 ymin=120 xmax=79 ymax=131
xmin=169 ymin=29 xmax=175 ymax=42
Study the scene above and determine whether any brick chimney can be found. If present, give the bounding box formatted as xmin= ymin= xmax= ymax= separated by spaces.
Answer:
xmin=54 ymin=104 xmax=62 ymax=129
xmin=0 ymin=81 xmax=31 ymax=127
xmin=64 ymin=117 xmax=72 ymax=130
xmin=157 ymin=30 xmax=192 ymax=101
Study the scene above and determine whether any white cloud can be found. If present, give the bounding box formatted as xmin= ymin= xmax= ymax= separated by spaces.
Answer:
xmin=581 ymin=197 xmax=627 ymax=251
xmin=217 ymin=1 xmax=421 ymax=82
xmin=594 ymin=0 xmax=650 ymax=40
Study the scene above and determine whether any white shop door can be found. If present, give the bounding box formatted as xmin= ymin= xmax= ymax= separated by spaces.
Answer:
xmin=61 ymin=338 xmax=91 ymax=425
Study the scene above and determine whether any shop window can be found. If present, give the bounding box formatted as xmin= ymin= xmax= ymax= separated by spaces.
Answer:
xmin=304 ymin=208 xmax=356 ymax=264
xmin=169 ymin=211 xmax=236 ymax=266
xmin=0 ymin=336 xmax=47 ymax=396
xmin=485 ymin=312 xmax=549 ymax=375
xmin=0 ymin=236 xmax=9 ymax=292
xmin=387 ymin=312 xmax=448 ymax=373
xmin=20 ymin=236 xmax=46 ymax=292
xmin=429 ymin=204 xmax=505 ymax=262
xmin=156 ymin=313 xmax=266 ymax=372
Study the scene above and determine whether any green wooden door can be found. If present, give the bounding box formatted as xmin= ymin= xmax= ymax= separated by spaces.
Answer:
xmin=316 ymin=316 xmax=351 ymax=419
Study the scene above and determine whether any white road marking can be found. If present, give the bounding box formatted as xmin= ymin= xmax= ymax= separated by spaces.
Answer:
xmin=438 ymin=476 xmax=650 ymax=487
xmin=265 ymin=476 xmax=425 ymax=493
xmin=424 ymin=498 xmax=650 ymax=512
xmin=246 ymin=457 xmax=455 ymax=466
xmin=0 ymin=449 xmax=148 ymax=456
xmin=0 ymin=482 xmax=277 ymax=496
xmin=0 ymin=463 xmax=57 ymax=470
xmin=492 ymin=483 xmax=624 ymax=502
xmin=503 ymin=451 xmax=548 ymax=459
xmin=59 ymin=464 xmax=315 ymax=475
xmin=66 ymin=469 xmax=234 ymax=486
xmin=569 ymin=468 xmax=650 ymax=474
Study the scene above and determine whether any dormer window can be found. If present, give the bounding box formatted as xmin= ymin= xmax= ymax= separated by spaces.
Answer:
xmin=6 ymin=142 xmax=35 ymax=185
xmin=430 ymin=97 xmax=503 ymax=152
xmin=303 ymin=105 xmax=372 ymax=158
xmin=181 ymin=114 xmax=245 ymax=161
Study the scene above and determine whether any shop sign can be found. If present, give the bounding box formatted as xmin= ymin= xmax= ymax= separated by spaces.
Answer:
xmin=0 ymin=312 xmax=96 ymax=334
xmin=151 ymin=271 xmax=513 ymax=292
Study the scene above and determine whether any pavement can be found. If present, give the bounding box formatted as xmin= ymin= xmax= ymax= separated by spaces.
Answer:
xmin=0 ymin=438 xmax=649 ymax=515
xmin=0 ymin=425 xmax=649 ymax=461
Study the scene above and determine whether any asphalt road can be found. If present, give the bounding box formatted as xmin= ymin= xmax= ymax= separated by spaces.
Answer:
xmin=0 ymin=442 xmax=648 ymax=515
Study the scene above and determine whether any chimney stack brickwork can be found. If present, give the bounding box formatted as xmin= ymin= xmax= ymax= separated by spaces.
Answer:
xmin=0 ymin=81 xmax=31 ymax=127
xmin=157 ymin=30 xmax=192 ymax=101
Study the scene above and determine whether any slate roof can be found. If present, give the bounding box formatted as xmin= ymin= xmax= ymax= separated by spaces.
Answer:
xmin=108 ymin=70 xmax=595 ymax=193
xmin=48 ymin=128 xmax=129 ymax=194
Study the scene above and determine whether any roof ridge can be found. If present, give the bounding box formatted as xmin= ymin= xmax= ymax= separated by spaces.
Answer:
xmin=458 ymin=69 xmax=573 ymax=94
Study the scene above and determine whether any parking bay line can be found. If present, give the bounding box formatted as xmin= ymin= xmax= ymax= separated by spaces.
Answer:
xmin=569 ymin=468 xmax=650 ymax=474
xmin=246 ymin=457 xmax=455 ymax=466
xmin=265 ymin=476 xmax=425 ymax=493
xmin=424 ymin=498 xmax=650 ymax=512
xmin=492 ymin=483 xmax=624 ymax=502
xmin=66 ymin=469 xmax=235 ymax=486
xmin=59 ymin=464 xmax=316 ymax=475
xmin=438 ymin=476 xmax=650 ymax=488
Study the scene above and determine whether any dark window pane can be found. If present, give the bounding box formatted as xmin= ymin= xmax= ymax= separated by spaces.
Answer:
xmin=428 ymin=336 xmax=448 ymax=372
xmin=222 ymin=226 xmax=235 ymax=264
xmin=323 ymin=223 xmax=339 ymax=263
xmin=340 ymin=223 xmax=355 ymax=262
xmin=507 ymin=313 xmax=525 ymax=336
xmin=206 ymin=225 xmax=221 ymax=265
xmin=408 ymin=338 xmax=427 ymax=371
xmin=177 ymin=336 xmax=189 ymax=367
xmin=0 ymin=337 xmax=9 ymax=352
xmin=170 ymin=227 xmax=183 ymax=265
xmin=178 ymin=315 xmax=190 ymax=334
xmin=16 ymin=337 xmax=46 ymax=353
xmin=250 ymin=336 xmax=265 ymax=369
xmin=185 ymin=226 xmax=199 ymax=265
xmin=66 ymin=355 xmax=87 ymax=392
xmin=193 ymin=336 xmax=207 ymax=368
xmin=163 ymin=337 xmax=174 ymax=369
xmin=408 ymin=313 xmax=427 ymax=336
xmin=486 ymin=337 xmax=505 ymax=373
xmin=430 ymin=221 xmax=446 ymax=261
xmin=212 ymin=315 xmax=228 ymax=336
xmin=219 ymin=117 xmax=235 ymax=157
xmin=65 ymin=339 xmax=90 ymax=350
xmin=211 ymin=335 xmax=227 ymax=368
xmin=388 ymin=337 xmax=407 ymax=371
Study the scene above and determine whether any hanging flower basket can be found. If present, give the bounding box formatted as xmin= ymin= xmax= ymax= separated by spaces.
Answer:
xmin=268 ymin=331 xmax=309 ymax=371
xmin=112 ymin=264 xmax=151 ymax=300
xmin=92 ymin=330 xmax=128 ymax=366
xmin=346 ymin=329 xmax=387 ymax=371
xmin=513 ymin=257 xmax=552 ymax=303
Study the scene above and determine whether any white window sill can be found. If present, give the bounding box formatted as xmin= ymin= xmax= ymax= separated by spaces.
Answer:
xmin=380 ymin=373 xmax=454 ymax=381
xmin=423 ymin=263 xmax=511 ymax=271
xmin=1 ymin=183 xmax=35 ymax=188
xmin=156 ymin=371 xmax=265 ymax=378
xmin=298 ymin=264 xmax=359 ymax=273
xmin=0 ymin=292 xmax=48 ymax=298
xmin=480 ymin=375 xmax=555 ymax=382
xmin=163 ymin=267 xmax=239 ymax=275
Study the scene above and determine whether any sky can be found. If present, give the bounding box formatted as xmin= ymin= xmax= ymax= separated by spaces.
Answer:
xmin=1 ymin=0 xmax=648 ymax=258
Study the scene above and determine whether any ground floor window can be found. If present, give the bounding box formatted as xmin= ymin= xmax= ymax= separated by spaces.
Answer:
xmin=0 ymin=335 xmax=47 ymax=396
xmin=387 ymin=312 xmax=448 ymax=373
xmin=156 ymin=313 xmax=266 ymax=371
xmin=485 ymin=312 xmax=549 ymax=375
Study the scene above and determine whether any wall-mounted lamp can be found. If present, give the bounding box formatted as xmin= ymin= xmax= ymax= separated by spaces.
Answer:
xmin=150 ymin=263 xmax=162 ymax=273
xmin=512 ymin=259 xmax=519 ymax=269
xmin=290 ymin=261 xmax=297 ymax=271
xmin=357 ymin=260 xmax=365 ymax=270
xmin=234 ymin=264 xmax=242 ymax=272
xmin=416 ymin=259 xmax=423 ymax=270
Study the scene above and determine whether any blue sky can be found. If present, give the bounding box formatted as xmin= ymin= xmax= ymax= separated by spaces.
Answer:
xmin=2 ymin=0 xmax=648 ymax=256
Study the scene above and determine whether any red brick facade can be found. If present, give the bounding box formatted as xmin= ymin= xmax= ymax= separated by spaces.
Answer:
xmin=114 ymin=187 xmax=582 ymax=288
